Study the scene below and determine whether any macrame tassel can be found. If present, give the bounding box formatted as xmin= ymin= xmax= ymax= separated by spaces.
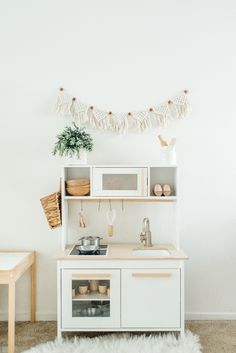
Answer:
xmin=77 ymin=101 xmax=89 ymax=124
xmin=133 ymin=111 xmax=151 ymax=132
xmin=93 ymin=109 xmax=111 ymax=131
xmin=177 ymin=99 xmax=189 ymax=118
xmin=78 ymin=109 xmax=89 ymax=124
xmin=167 ymin=101 xmax=179 ymax=119
xmin=71 ymin=99 xmax=89 ymax=124
xmin=100 ymin=116 xmax=111 ymax=130
xmin=153 ymin=103 xmax=170 ymax=127
xmin=154 ymin=112 xmax=168 ymax=126
xmin=172 ymin=91 xmax=189 ymax=119
xmin=110 ymin=114 xmax=129 ymax=134
xmin=122 ymin=116 xmax=129 ymax=134
xmin=55 ymin=88 xmax=71 ymax=115
xmin=175 ymin=104 xmax=186 ymax=119
xmin=70 ymin=98 xmax=79 ymax=121
xmin=87 ymin=107 xmax=97 ymax=128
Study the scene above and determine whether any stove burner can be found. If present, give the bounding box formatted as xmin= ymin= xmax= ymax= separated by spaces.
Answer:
xmin=69 ymin=244 xmax=108 ymax=256
xmin=79 ymin=250 xmax=99 ymax=255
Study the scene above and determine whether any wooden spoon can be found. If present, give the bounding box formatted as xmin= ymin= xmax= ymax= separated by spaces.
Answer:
xmin=158 ymin=135 xmax=168 ymax=147
xmin=106 ymin=209 xmax=116 ymax=237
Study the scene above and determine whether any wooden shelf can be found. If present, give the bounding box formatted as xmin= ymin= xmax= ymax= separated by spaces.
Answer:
xmin=64 ymin=196 xmax=177 ymax=202
xmin=72 ymin=293 xmax=110 ymax=301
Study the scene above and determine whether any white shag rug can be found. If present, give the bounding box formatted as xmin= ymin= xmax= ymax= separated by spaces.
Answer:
xmin=22 ymin=331 xmax=202 ymax=353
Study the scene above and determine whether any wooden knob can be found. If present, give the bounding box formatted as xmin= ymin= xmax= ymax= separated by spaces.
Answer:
xmin=90 ymin=106 xmax=94 ymax=110
xmin=59 ymin=87 xmax=64 ymax=91
xmin=149 ymin=108 xmax=153 ymax=112
xmin=72 ymin=97 xmax=76 ymax=101
xmin=184 ymin=90 xmax=188 ymax=94
xmin=108 ymin=111 xmax=112 ymax=115
xmin=128 ymin=112 xmax=132 ymax=116
xmin=168 ymin=100 xmax=172 ymax=104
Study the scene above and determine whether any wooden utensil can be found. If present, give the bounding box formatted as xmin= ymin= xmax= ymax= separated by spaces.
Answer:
xmin=79 ymin=201 xmax=86 ymax=228
xmin=158 ymin=135 xmax=168 ymax=147
xmin=106 ymin=201 xmax=116 ymax=237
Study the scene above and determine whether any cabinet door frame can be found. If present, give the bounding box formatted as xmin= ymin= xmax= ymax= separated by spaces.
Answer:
xmin=121 ymin=268 xmax=181 ymax=329
xmin=61 ymin=269 xmax=120 ymax=329
xmin=92 ymin=167 xmax=148 ymax=197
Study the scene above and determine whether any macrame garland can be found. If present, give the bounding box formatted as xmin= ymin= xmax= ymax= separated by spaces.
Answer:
xmin=55 ymin=87 xmax=189 ymax=134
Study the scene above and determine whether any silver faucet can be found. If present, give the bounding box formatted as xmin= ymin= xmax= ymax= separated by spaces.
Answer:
xmin=140 ymin=217 xmax=153 ymax=247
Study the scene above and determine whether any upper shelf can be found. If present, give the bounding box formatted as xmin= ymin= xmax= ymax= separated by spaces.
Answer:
xmin=63 ymin=164 xmax=178 ymax=168
xmin=64 ymin=196 xmax=177 ymax=202
xmin=62 ymin=165 xmax=177 ymax=202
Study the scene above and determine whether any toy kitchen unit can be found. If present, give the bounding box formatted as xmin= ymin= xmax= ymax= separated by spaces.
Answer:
xmin=56 ymin=165 xmax=188 ymax=337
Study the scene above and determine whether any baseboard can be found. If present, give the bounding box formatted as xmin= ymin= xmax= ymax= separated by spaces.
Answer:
xmin=0 ymin=312 xmax=57 ymax=321
xmin=1 ymin=311 xmax=236 ymax=322
xmin=185 ymin=312 xmax=236 ymax=320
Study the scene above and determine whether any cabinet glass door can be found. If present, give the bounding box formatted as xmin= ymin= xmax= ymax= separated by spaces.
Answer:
xmin=72 ymin=279 xmax=110 ymax=318
xmin=62 ymin=269 xmax=120 ymax=329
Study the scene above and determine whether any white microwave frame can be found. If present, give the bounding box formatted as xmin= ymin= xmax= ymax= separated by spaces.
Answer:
xmin=92 ymin=167 xmax=148 ymax=197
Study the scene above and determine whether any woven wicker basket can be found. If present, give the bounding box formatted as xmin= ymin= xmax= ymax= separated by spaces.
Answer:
xmin=40 ymin=192 xmax=61 ymax=229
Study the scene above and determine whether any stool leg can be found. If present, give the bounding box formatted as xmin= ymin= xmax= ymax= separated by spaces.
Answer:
xmin=8 ymin=281 xmax=15 ymax=353
xmin=31 ymin=261 xmax=36 ymax=322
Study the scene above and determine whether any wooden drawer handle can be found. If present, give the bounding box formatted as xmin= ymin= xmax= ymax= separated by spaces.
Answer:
xmin=132 ymin=273 xmax=172 ymax=278
xmin=72 ymin=273 xmax=111 ymax=279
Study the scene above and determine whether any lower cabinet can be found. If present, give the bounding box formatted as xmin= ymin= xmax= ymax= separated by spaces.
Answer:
xmin=62 ymin=269 xmax=120 ymax=328
xmin=121 ymin=269 xmax=180 ymax=328
xmin=61 ymin=267 xmax=181 ymax=330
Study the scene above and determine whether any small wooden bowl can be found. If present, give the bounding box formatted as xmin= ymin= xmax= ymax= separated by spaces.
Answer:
xmin=66 ymin=185 xmax=90 ymax=196
xmin=66 ymin=179 xmax=90 ymax=186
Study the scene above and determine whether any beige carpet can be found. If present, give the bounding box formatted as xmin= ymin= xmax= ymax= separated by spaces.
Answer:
xmin=0 ymin=321 xmax=236 ymax=353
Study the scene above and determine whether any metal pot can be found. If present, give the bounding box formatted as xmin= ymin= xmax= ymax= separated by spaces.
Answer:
xmin=77 ymin=236 xmax=102 ymax=252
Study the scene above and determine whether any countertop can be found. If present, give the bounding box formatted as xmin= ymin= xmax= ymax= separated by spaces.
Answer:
xmin=56 ymin=243 xmax=188 ymax=261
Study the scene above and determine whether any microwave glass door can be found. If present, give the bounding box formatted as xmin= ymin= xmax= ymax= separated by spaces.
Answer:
xmin=92 ymin=167 xmax=147 ymax=197
xmin=102 ymin=174 xmax=137 ymax=191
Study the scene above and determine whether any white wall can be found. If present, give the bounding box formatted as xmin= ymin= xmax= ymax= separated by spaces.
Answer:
xmin=0 ymin=0 xmax=236 ymax=321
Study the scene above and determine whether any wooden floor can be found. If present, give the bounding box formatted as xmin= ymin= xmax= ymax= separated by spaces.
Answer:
xmin=0 ymin=321 xmax=236 ymax=353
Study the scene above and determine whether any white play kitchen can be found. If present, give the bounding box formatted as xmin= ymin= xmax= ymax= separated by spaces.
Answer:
xmin=56 ymin=165 xmax=187 ymax=337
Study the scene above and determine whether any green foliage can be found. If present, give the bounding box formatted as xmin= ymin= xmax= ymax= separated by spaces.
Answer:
xmin=53 ymin=123 xmax=93 ymax=158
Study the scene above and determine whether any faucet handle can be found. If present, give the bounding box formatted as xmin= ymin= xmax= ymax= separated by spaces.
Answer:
xmin=140 ymin=232 xmax=146 ymax=243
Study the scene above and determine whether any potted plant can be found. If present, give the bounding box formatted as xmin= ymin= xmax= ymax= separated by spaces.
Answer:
xmin=53 ymin=123 xmax=93 ymax=164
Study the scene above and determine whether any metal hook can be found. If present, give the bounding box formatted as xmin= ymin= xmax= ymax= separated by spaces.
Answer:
xmin=109 ymin=200 xmax=112 ymax=211
xmin=80 ymin=200 xmax=84 ymax=212
xmin=121 ymin=200 xmax=124 ymax=212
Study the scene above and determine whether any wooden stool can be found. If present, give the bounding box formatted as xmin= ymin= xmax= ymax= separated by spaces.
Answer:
xmin=0 ymin=251 xmax=36 ymax=353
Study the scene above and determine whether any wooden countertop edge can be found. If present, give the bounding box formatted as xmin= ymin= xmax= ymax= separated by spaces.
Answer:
xmin=56 ymin=256 xmax=188 ymax=260
xmin=55 ymin=243 xmax=188 ymax=261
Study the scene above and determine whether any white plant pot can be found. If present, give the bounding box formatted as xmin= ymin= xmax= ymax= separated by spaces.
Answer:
xmin=159 ymin=146 xmax=176 ymax=166
xmin=64 ymin=149 xmax=88 ymax=165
